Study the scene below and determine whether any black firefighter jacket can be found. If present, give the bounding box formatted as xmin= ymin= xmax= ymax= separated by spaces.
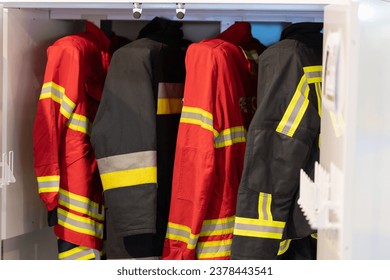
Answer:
xmin=231 ymin=22 xmax=323 ymax=259
xmin=91 ymin=17 xmax=189 ymax=259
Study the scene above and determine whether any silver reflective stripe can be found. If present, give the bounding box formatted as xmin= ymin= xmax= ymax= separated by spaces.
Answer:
xmin=38 ymin=181 xmax=58 ymax=189
xmin=158 ymin=83 xmax=184 ymax=98
xmin=97 ymin=151 xmax=157 ymax=175
xmin=214 ymin=128 xmax=246 ymax=146
xmin=165 ymin=226 xmax=198 ymax=247
xmin=305 ymin=71 xmax=322 ymax=80
xmin=262 ymin=194 xmax=270 ymax=221
xmin=234 ymin=222 xmax=284 ymax=234
xmin=196 ymin=243 xmax=231 ymax=254
xmin=41 ymin=85 xmax=62 ymax=99
xmin=67 ymin=114 xmax=89 ymax=133
xmin=57 ymin=211 xmax=103 ymax=238
xmin=181 ymin=111 xmax=213 ymax=127
xmin=280 ymin=79 xmax=308 ymax=135
xmin=201 ymin=219 xmax=235 ymax=233
xmin=58 ymin=191 xmax=102 ymax=220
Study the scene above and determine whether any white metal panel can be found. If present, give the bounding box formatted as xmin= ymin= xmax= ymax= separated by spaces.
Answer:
xmin=346 ymin=0 xmax=390 ymax=259
xmin=320 ymin=0 xmax=390 ymax=259
xmin=0 ymin=0 xmax=348 ymax=7
xmin=317 ymin=3 xmax=351 ymax=260
xmin=1 ymin=8 xmax=84 ymax=240
xmin=0 ymin=1 xmax=333 ymax=23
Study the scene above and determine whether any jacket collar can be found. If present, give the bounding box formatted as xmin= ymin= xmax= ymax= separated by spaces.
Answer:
xmin=137 ymin=17 xmax=184 ymax=45
xmin=217 ymin=22 xmax=266 ymax=53
xmin=280 ymin=22 xmax=323 ymax=40
xmin=86 ymin=21 xmax=111 ymax=53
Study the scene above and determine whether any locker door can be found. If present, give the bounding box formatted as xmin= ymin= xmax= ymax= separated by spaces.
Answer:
xmin=0 ymin=7 xmax=84 ymax=259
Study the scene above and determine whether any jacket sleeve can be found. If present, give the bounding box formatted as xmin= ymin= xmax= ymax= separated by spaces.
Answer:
xmin=163 ymin=43 xmax=233 ymax=260
xmin=33 ymin=44 xmax=82 ymax=212
xmin=90 ymin=46 xmax=157 ymax=238
xmin=231 ymin=45 xmax=322 ymax=259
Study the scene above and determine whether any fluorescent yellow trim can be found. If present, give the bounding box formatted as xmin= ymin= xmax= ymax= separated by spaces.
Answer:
xmin=58 ymin=247 xmax=84 ymax=259
xmin=315 ymin=82 xmax=322 ymax=117
xmin=57 ymin=208 xmax=103 ymax=238
xmin=167 ymin=222 xmax=199 ymax=239
xmin=58 ymin=199 xmax=103 ymax=221
xmin=286 ymin=98 xmax=309 ymax=137
xmin=202 ymin=216 xmax=235 ymax=225
xmin=277 ymin=239 xmax=291 ymax=255
xmin=233 ymin=229 xmax=283 ymax=239
xmin=214 ymin=126 xmax=246 ymax=148
xmin=67 ymin=113 xmax=90 ymax=134
xmin=59 ymin=189 xmax=100 ymax=208
xmin=197 ymin=251 xmax=231 ymax=259
xmin=182 ymin=106 xmax=213 ymax=119
xmin=165 ymin=233 xmax=197 ymax=250
xmin=304 ymin=66 xmax=322 ymax=73
xmin=157 ymin=98 xmax=183 ymax=115
xmin=180 ymin=117 xmax=216 ymax=136
xmin=38 ymin=186 xmax=59 ymax=194
xmin=200 ymin=228 xmax=233 ymax=236
xmin=307 ymin=77 xmax=322 ymax=84
xmin=100 ymin=166 xmax=157 ymax=191
xmin=180 ymin=106 xmax=218 ymax=136
xmin=198 ymin=239 xmax=232 ymax=247
xmin=37 ymin=175 xmax=60 ymax=182
xmin=235 ymin=217 xmax=285 ymax=228
xmin=266 ymin=194 xmax=273 ymax=220
xmin=258 ymin=193 xmax=265 ymax=220
xmin=76 ymin=253 xmax=96 ymax=260
xmin=276 ymin=75 xmax=306 ymax=134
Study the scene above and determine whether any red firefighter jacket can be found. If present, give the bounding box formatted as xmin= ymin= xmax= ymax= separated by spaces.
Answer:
xmin=162 ymin=22 xmax=266 ymax=260
xmin=33 ymin=22 xmax=111 ymax=251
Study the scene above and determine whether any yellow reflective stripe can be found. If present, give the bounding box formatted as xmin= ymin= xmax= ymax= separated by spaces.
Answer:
xmin=234 ymin=191 xmax=285 ymax=239
xmin=58 ymin=246 xmax=96 ymax=260
xmin=233 ymin=217 xmax=285 ymax=239
xmin=97 ymin=151 xmax=156 ymax=174
xmin=66 ymin=113 xmax=91 ymax=135
xmin=37 ymin=175 xmax=60 ymax=194
xmin=58 ymin=189 xmax=104 ymax=221
xmin=304 ymin=66 xmax=322 ymax=84
xmin=258 ymin=192 xmax=273 ymax=221
xmin=40 ymin=82 xmax=64 ymax=101
xmin=157 ymin=98 xmax=183 ymax=115
xmin=165 ymin=222 xmax=199 ymax=250
xmin=100 ymin=166 xmax=157 ymax=191
xmin=311 ymin=233 xmax=318 ymax=240
xmin=315 ymin=82 xmax=322 ymax=117
xmin=196 ymin=239 xmax=232 ymax=259
xmin=276 ymin=75 xmax=310 ymax=137
xmin=214 ymin=126 xmax=246 ymax=148
xmin=234 ymin=216 xmax=285 ymax=228
xmin=276 ymin=65 xmax=322 ymax=137
xmin=166 ymin=217 xmax=235 ymax=251
xmin=57 ymin=208 xmax=103 ymax=239
xmin=40 ymin=82 xmax=76 ymax=119
xmin=277 ymin=239 xmax=291 ymax=255
xmin=180 ymin=106 xmax=218 ymax=137
xmin=200 ymin=216 xmax=235 ymax=236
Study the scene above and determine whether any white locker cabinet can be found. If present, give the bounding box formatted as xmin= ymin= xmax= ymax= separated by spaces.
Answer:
xmin=3 ymin=0 xmax=386 ymax=260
